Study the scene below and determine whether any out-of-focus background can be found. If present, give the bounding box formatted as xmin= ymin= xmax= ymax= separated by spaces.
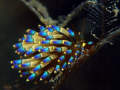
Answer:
xmin=0 ymin=0 xmax=120 ymax=90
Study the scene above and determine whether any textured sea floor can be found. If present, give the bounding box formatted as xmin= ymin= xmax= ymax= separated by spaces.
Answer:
xmin=0 ymin=0 xmax=120 ymax=90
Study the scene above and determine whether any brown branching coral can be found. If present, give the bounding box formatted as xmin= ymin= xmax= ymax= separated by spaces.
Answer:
xmin=10 ymin=0 xmax=120 ymax=90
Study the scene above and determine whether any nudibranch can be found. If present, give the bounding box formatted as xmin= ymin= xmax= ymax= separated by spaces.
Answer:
xmin=11 ymin=25 xmax=94 ymax=84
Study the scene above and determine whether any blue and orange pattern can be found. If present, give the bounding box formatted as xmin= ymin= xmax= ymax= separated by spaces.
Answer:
xmin=11 ymin=25 xmax=94 ymax=84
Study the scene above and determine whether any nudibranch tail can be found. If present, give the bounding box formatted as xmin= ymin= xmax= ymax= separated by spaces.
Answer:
xmin=11 ymin=25 xmax=94 ymax=84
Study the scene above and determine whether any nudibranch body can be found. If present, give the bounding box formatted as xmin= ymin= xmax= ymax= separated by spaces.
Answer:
xmin=11 ymin=25 xmax=93 ymax=84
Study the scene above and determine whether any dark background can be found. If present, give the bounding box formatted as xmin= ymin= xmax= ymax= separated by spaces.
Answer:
xmin=0 ymin=0 xmax=120 ymax=90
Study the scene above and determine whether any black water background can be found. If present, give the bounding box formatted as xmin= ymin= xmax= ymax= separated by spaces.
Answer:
xmin=0 ymin=0 xmax=120 ymax=90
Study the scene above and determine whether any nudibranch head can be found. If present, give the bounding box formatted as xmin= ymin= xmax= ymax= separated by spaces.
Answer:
xmin=11 ymin=25 xmax=94 ymax=84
